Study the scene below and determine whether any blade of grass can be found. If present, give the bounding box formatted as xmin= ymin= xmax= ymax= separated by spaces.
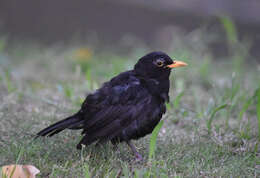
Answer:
xmin=165 ymin=102 xmax=171 ymax=111
xmin=5 ymin=146 xmax=26 ymax=178
xmin=173 ymin=91 xmax=184 ymax=109
xmin=1 ymin=169 xmax=7 ymax=178
xmin=64 ymin=84 xmax=74 ymax=100
xmin=85 ymin=69 xmax=93 ymax=90
xmin=239 ymin=97 xmax=253 ymax=121
xmin=207 ymin=104 xmax=228 ymax=134
xmin=84 ymin=164 xmax=90 ymax=178
xmin=149 ymin=120 xmax=164 ymax=161
xmin=16 ymin=146 xmax=25 ymax=164
xmin=85 ymin=69 xmax=92 ymax=82
xmin=134 ymin=169 xmax=140 ymax=178
xmin=219 ymin=16 xmax=237 ymax=45
xmin=5 ymin=70 xmax=16 ymax=93
xmin=255 ymin=88 xmax=260 ymax=140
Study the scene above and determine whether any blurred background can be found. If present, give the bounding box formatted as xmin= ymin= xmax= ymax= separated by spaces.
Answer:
xmin=0 ymin=0 xmax=260 ymax=59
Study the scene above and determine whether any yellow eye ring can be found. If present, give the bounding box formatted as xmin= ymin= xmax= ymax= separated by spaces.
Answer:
xmin=155 ymin=59 xmax=164 ymax=67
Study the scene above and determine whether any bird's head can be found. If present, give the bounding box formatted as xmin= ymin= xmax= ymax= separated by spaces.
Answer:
xmin=134 ymin=51 xmax=187 ymax=79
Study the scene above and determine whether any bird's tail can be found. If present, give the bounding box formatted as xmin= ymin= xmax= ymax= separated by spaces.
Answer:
xmin=36 ymin=112 xmax=84 ymax=138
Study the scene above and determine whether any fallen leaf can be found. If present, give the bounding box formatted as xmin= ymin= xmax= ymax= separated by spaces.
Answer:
xmin=1 ymin=164 xmax=40 ymax=178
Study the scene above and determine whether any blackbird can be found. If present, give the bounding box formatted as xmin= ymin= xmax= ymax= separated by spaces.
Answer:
xmin=37 ymin=51 xmax=187 ymax=160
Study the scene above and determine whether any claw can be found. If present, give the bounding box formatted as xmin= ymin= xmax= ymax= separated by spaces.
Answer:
xmin=135 ymin=152 xmax=143 ymax=162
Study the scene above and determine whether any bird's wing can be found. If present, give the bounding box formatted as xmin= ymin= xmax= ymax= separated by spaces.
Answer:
xmin=79 ymin=73 xmax=152 ymax=145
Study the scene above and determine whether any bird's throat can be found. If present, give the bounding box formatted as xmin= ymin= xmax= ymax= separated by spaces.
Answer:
xmin=143 ymin=78 xmax=170 ymax=102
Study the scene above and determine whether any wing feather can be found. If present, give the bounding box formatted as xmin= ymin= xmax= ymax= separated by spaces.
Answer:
xmin=78 ymin=73 xmax=151 ymax=145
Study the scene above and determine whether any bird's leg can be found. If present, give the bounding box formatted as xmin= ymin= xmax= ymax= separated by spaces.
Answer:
xmin=111 ymin=139 xmax=119 ymax=151
xmin=126 ymin=141 xmax=143 ymax=161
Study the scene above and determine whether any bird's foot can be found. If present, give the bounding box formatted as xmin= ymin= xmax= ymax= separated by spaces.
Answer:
xmin=135 ymin=152 xmax=143 ymax=162
xmin=126 ymin=141 xmax=143 ymax=162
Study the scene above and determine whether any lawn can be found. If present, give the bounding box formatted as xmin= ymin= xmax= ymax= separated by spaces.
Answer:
xmin=0 ymin=31 xmax=260 ymax=177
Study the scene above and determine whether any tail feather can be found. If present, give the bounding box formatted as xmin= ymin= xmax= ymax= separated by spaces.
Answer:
xmin=36 ymin=113 xmax=83 ymax=137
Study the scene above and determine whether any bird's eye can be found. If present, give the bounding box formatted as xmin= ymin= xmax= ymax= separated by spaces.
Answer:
xmin=155 ymin=59 xmax=164 ymax=67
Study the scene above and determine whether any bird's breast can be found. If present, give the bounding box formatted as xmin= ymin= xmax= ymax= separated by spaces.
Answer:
xmin=120 ymin=96 xmax=166 ymax=141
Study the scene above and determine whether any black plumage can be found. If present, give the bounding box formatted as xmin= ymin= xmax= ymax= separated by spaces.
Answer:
xmin=37 ymin=51 xmax=187 ymax=160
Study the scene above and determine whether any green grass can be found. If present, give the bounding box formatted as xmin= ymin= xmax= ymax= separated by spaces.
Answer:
xmin=0 ymin=32 xmax=260 ymax=177
xmin=256 ymin=88 xmax=260 ymax=140
xmin=149 ymin=120 xmax=164 ymax=162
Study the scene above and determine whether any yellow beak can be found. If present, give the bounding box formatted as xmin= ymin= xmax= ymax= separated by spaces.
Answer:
xmin=167 ymin=60 xmax=188 ymax=68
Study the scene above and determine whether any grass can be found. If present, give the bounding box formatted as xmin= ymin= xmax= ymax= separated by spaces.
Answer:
xmin=149 ymin=120 xmax=164 ymax=162
xmin=0 ymin=29 xmax=260 ymax=177
xmin=256 ymin=88 xmax=260 ymax=140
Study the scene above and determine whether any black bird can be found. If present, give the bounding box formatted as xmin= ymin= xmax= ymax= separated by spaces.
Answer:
xmin=37 ymin=51 xmax=187 ymax=160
